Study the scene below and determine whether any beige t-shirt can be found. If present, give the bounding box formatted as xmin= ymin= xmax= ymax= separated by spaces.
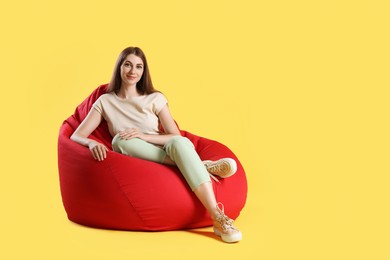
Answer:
xmin=92 ymin=92 xmax=168 ymax=137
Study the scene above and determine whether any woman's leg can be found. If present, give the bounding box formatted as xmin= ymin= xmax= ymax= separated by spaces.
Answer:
xmin=164 ymin=136 xmax=242 ymax=243
xmin=112 ymin=134 xmax=169 ymax=163
xmin=163 ymin=136 xmax=211 ymax=190
xmin=193 ymin=182 xmax=219 ymax=217
xmin=163 ymin=137 xmax=222 ymax=217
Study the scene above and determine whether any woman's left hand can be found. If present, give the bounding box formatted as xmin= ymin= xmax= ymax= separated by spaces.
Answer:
xmin=119 ymin=128 xmax=145 ymax=140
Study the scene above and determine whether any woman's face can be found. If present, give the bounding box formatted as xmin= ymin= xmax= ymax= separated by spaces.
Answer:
xmin=120 ymin=54 xmax=144 ymax=86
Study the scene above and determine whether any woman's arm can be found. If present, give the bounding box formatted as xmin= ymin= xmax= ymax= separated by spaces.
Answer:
xmin=118 ymin=105 xmax=180 ymax=146
xmin=70 ymin=109 xmax=108 ymax=161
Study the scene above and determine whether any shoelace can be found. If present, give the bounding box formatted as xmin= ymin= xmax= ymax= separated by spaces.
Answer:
xmin=207 ymin=161 xmax=228 ymax=175
xmin=204 ymin=161 xmax=223 ymax=183
xmin=216 ymin=203 xmax=238 ymax=232
xmin=209 ymin=173 xmax=220 ymax=183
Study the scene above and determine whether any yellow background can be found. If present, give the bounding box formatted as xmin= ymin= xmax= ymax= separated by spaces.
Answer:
xmin=1 ymin=0 xmax=389 ymax=259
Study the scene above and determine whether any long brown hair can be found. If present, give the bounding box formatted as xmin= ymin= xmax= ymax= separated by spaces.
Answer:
xmin=107 ymin=47 xmax=157 ymax=95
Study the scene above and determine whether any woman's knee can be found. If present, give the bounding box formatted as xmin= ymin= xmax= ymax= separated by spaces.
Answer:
xmin=111 ymin=134 xmax=122 ymax=152
xmin=165 ymin=136 xmax=193 ymax=150
xmin=112 ymin=135 xmax=140 ymax=155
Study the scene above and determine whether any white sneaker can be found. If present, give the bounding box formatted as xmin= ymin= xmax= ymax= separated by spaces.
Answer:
xmin=203 ymin=158 xmax=237 ymax=178
xmin=213 ymin=203 xmax=242 ymax=243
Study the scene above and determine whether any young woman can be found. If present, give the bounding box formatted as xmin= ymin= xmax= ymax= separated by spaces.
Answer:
xmin=70 ymin=47 xmax=242 ymax=243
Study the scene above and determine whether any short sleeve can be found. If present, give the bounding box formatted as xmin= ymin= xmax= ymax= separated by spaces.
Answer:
xmin=153 ymin=92 xmax=168 ymax=115
xmin=92 ymin=96 xmax=103 ymax=114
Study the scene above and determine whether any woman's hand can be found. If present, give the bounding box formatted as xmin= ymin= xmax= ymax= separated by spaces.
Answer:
xmin=119 ymin=128 xmax=145 ymax=141
xmin=88 ymin=141 xmax=108 ymax=161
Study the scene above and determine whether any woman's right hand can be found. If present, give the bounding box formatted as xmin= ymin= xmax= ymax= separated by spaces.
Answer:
xmin=88 ymin=141 xmax=108 ymax=161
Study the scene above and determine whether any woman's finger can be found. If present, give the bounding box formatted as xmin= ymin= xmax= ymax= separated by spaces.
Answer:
xmin=101 ymin=146 xmax=107 ymax=159
xmin=92 ymin=147 xmax=99 ymax=160
xmin=93 ymin=145 xmax=106 ymax=161
xmin=97 ymin=146 xmax=104 ymax=161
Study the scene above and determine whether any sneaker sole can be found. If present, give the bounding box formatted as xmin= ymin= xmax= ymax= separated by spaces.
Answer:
xmin=213 ymin=227 xmax=242 ymax=243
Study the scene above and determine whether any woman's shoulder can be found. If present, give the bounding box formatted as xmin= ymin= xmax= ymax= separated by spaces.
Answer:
xmin=96 ymin=92 xmax=116 ymax=101
xmin=147 ymin=91 xmax=167 ymax=100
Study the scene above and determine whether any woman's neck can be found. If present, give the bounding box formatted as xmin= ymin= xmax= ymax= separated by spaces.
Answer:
xmin=118 ymin=84 xmax=140 ymax=98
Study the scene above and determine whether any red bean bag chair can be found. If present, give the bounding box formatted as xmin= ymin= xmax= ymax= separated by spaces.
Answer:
xmin=57 ymin=84 xmax=247 ymax=231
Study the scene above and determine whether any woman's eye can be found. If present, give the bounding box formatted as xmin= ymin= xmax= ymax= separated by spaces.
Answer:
xmin=137 ymin=66 xmax=143 ymax=69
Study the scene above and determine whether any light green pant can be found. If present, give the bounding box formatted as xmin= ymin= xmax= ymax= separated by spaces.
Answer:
xmin=112 ymin=135 xmax=211 ymax=190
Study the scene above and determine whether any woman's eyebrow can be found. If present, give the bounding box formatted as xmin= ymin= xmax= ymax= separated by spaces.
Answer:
xmin=124 ymin=60 xmax=143 ymax=66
